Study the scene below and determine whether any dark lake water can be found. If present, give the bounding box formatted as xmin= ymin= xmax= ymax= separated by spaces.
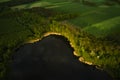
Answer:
xmin=6 ymin=35 xmax=113 ymax=80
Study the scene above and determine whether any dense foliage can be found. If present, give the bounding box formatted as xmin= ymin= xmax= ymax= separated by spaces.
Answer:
xmin=0 ymin=5 xmax=119 ymax=80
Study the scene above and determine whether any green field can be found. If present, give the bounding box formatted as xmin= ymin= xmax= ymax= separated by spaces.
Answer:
xmin=84 ymin=16 xmax=120 ymax=38
xmin=11 ymin=0 xmax=120 ymax=39
xmin=0 ymin=0 xmax=10 ymax=3
xmin=0 ymin=0 xmax=120 ymax=79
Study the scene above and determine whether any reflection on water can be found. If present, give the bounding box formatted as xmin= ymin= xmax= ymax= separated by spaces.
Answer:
xmin=6 ymin=35 xmax=113 ymax=80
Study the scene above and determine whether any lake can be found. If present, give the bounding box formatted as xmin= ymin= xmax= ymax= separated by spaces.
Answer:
xmin=5 ymin=35 xmax=113 ymax=80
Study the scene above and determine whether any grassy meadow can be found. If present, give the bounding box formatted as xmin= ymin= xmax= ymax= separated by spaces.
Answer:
xmin=0 ymin=0 xmax=120 ymax=79
xmin=11 ymin=0 xmax=120 ymax=38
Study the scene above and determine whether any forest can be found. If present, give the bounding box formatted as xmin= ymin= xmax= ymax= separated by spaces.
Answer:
xmin=0 ymin=0 xmax=120 ymax=80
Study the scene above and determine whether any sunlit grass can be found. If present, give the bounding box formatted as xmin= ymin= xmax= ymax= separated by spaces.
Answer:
xmin=84 ymin=16 xmax=120 ymax=38
xmin=0 ymin=0 xmax=120 ymax=79
xmin=12 ymin=1 xmax=72 ymax=9
xmin=12 ymin=1 xmax=52 ymax=9
xmin=46 ymin=2 xmax=72 ymax=9
xmin=11 ymin=0 xmax=120 ymax=39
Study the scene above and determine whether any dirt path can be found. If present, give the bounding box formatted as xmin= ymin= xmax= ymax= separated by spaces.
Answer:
xmin=6 ymin=35 xmax=112 ymax=80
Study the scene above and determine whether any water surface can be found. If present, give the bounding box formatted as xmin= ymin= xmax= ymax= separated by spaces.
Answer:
xmin=6 ymin=35 xmax=113 ymax=80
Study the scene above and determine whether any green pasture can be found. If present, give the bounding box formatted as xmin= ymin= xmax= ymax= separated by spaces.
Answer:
xmin=11 ymin=0 xmax=120 ymax=38
xmin=0 ymin=0 xmax=120 ymax=79
xmin=12 ymin=1 xmax=52 ymax=9
xmin=84 ymin=16 xmax=120 ymax=38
